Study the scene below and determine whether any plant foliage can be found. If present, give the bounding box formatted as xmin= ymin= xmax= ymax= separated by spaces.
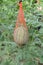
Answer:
xmin=0 ymin=0 xmax=43 ymax=65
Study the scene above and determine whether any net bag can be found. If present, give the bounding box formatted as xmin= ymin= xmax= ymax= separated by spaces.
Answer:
xmin=14 ymin=1 xmax=29 ymax=45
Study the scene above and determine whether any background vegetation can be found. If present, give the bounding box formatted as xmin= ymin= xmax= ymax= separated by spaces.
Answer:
xmin=0 ymin=0 xmax=43 ymax=65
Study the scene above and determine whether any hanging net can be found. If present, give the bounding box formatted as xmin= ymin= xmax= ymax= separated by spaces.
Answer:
xmin=15 ymin=2 xmax=27 ymax=29
xmin=14 ymin=1 xmax=29 ymax=45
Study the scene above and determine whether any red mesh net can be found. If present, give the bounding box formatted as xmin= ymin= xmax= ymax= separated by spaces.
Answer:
xmin=15 ymin=2 xmax=27 ymax=29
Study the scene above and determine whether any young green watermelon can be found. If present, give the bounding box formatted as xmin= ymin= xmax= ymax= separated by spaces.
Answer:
xmin=14 ymin=26 xmax=29 ymax=45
